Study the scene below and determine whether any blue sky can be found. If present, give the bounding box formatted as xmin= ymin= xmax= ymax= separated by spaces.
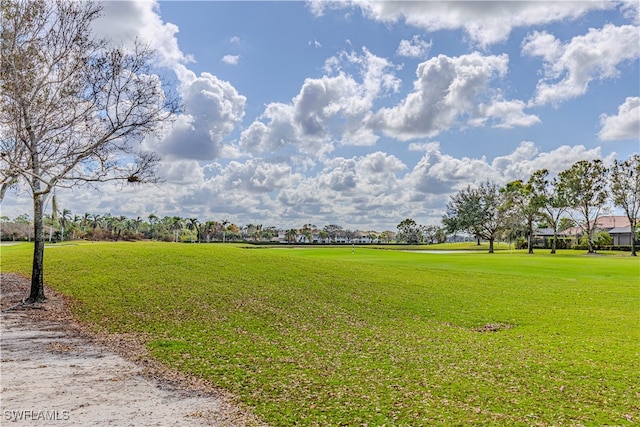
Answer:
xmin=3 ymin=0 xmax=639 ymax=231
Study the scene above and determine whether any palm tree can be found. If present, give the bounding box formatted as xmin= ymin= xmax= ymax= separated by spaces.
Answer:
xmin=171 ymin=217 xmax=183 ymax=242
xmin=58 ymin=208 xmax=72 ymax=241
xmin=80 ymin=213 xmax=90 ymax=233
xmin=221 ymin=219 xmax=230 ymax=243
xmin=186 ymin=218 xmax=201 ymax=243
xmin=133 ymin=216 xmax=143 ymax=234
xmin=262 ymin=226 xmax=278 ymax=241
xmin=89 ymin=213 xmax=101 ymax=230
xmin=44 ymin=213 xmax=54 ymax=242
xmin=158 ymin=216 xmax=174 ymax=241
xmin=300 ymin=223 xmax=315 ymax=243
xmin=203 ymin=220 xmax=217 ymax=242
xmin=285 ymin=228 xmax=298 ymax=244
xmin=225 ymin=223 xmax=241 ymax=242
xmin=71 ymin=214 xmax=81 ymax=240
xmin=148 ymin=213 xmax=158 ymax=239
xmin=243 ymin=223 xmax=255 ymax=241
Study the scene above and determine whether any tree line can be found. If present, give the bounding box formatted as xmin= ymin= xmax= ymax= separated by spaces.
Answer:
xmin=0 ymin=214 xmax=395 ymax=245
xmin=440 ymin=156 xmax=640 ymax=256
xmin=3 ymin=155 xmax=638 ymax=257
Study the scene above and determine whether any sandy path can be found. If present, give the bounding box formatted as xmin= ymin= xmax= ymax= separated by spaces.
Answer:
xmin=0 ymin=274 xmax=262 ymax=426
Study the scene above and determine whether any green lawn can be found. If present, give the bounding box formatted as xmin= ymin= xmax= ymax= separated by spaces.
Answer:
xmin=1 ymin=242 xmax=638 ymax=425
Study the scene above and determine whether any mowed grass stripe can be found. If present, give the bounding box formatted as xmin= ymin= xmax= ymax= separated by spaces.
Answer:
xmin=1 ymin=242 xmax=638 ymax=425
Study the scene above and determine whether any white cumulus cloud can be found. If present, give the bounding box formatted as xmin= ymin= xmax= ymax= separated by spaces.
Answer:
xmin=93 ymin=1 xmax=248 ymax=162
xmin=309 ymin=0 xmax=613 ymax=47
xmin=222 ymin=55 xmax=240 ymax=65
xmin=396 ymin=35 xmax=432 ymax=58
xmin=599 ymin=97 xmax=640 ymax=141
xmin=368 ymin=52 xmax=536 ymax=140
xmin=158 ymin=71 xmax=246 ymax=160
xmin=523 ymin=24 xmax=640 ymax=106
xmin=240 ymin=48 xmax=400 ymax=158
xmin=94 ymin=0 xmax=192 ymax=69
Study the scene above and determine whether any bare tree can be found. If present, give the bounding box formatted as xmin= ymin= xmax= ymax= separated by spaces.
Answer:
xmin=0 ymin=0 xmax=178 ymax=302
xmin=610 ymin=154 xmax=640 ymax=256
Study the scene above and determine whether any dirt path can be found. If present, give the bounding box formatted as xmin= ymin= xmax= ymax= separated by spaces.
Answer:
xmin=0 ymin=274 xmax=262 ymax=426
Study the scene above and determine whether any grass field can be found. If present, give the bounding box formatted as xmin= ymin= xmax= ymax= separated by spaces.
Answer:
xmin=1 ymin=242 xmax=638 ymax=425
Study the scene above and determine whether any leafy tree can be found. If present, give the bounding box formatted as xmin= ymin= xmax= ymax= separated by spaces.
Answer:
xmin=500 ymin=211 xmax=527 ymax=249
xmin=396 ymin=218 xmax=422 ymax=244
xmin=443 ymin=181 xmax=508 ymax=253
xmin=253 ymin=224 xmax=263 ymax=241
xmin=147 ymin=214 xmax=159 ymax=239
xmin=1 ymin=214 xmax=32 ymax=240
xmin=0 ymin=1 xmax=177 ymax=302
xmin=380 ymin=230 xmax=395 ymax=243
xmin=610 ymin=154 xmax=640 ymax=256
xmin=434 ymin=227 xmax=447 ymax=244
xmin=225 ymin=222 xmax=240 ymax=241
xmin=323 ymin=224 xmax=343 ymax=242
xmin=421 ymin=225 xmax=439 ymax=244
xmin=501 ymin=179 xmax=544 ymax=254
xmin=557 ymin=160 xmax=608 ymax=254
xmin=557 ymin=217 xmax=576 ymax=234
xmin=528 ymin=169 xmax=570 ymax=254
xmin=200 ymin=220 xmax=214 ymax=242
xmin=243 ymin=223 xmax=256 ymax=241
xmin=262 ymin=225 xmax=278 ymax=241
xmin=209 ymin=220 xmax=226 ymax=241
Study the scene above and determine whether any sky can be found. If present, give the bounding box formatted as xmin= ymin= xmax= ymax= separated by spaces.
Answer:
xmin=2 ymin=0 xmax=639 ymax=231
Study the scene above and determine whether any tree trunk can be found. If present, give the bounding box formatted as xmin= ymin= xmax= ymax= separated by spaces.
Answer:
xmin=551 ymin=231 xmax=557 ymax=254
xmin=631 ymin=222 xmax=637 ymax=257
xmin=488 ymin=238 xmax=494 ymax=253
xmin=586 ymin=227 xmax=596 ymax=253
xmin=527 ymin=220 xmax=534 ymax=254
xmin=28 ymin=193 xmax=46 ymax=303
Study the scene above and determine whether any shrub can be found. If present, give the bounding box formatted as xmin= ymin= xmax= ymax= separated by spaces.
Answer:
xmin=546 ymin=237 xmax=573 ymax=249
xmin=594 ymin=231 xmax=612 ymax=246
xmin=515 ymin=237 xmax=527 ymax=249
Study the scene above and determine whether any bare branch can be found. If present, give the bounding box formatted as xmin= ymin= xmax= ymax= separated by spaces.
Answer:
xmin=0 ymin=0 xmax=178 ymax=302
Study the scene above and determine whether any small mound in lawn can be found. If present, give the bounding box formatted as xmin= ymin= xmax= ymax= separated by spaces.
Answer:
xmin=474 ymin=323 xmax=515 ymax=333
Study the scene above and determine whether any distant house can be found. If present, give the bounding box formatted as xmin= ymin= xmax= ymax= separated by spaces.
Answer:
xmin=593 ymin=216 xmax=631 ymax=230
xmin=277 ymin=229 xmax=378 ymax=244
xmin=561 ymin=216 xmax=636 ymax=246
xmin=608 ymin=227 xmax=635 ymax=246
xmin=531 ymin=227 xmax=568 ymax=247
xmin=533 ymin=228 xmax=558 ymax=239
